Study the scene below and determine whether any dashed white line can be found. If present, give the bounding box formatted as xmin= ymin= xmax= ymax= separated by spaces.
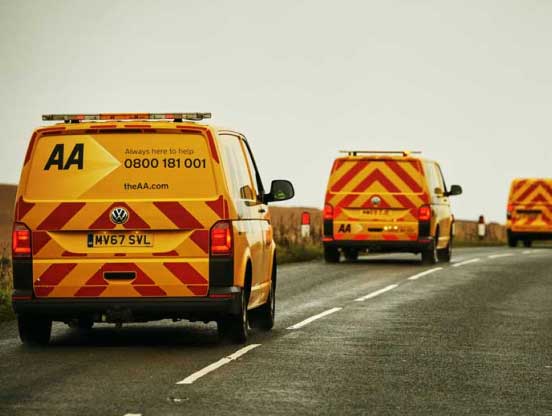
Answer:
xmin=407 ymin=267 xmax=443 ymax=281
xmin=488 ymin=253 xmax=514 ymax=259
xmin=523 ymin=250 xmax=533 ymax=254
xmin=354 ymin=284 xmax=399 ymax=302
xmin=287 ymin=307 xmax=343 ymax=330
xmin=176 ymin=344 xmax=261 ymax=385
xmin=452 ymin=258 xmax=481 ymax=267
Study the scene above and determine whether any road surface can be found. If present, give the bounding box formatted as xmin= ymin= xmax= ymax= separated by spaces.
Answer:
xmin=0 ymin=247 xmax=551 ymax=415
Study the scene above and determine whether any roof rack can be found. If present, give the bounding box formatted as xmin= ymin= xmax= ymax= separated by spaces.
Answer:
xmin=42 ymin=112 xmax=212 ymax=123
xmin=339 ymin=150 xmax=422 ymax=157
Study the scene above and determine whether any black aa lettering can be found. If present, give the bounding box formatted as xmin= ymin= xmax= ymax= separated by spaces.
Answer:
xmin=64 ymin=143 xmax=84 ymax=170
xmin=338 ymin=224 xmax=351 ymax=233
xmin=43 ymin=144 xmax=64 ymax=170
xmin=44 ymin=143 xmax=85 ymax=171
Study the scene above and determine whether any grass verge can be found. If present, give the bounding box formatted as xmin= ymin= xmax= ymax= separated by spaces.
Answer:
xmin=277 ymin=242 xmax=323 ymax=264
xmin=0 ymin=285 xmax=14 ymax=322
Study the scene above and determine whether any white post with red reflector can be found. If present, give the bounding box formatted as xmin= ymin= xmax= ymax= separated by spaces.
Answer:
xmin=301 ymin=211 xmax=311 ymax=238
xmin=478 ymin=215 xmax=486 ymax=240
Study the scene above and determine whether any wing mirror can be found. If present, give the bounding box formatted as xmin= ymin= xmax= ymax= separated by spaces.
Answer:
xmin=445 ymin=184 xmax=463 ymax=197
xmin=264 ymin=180 xmax=295 ymax=203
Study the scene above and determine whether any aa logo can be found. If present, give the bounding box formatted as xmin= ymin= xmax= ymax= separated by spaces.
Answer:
xmin=338 ymin=224 xmax=351 ymax=233
xmin=44 ymin=143 xmax=84 ymax=170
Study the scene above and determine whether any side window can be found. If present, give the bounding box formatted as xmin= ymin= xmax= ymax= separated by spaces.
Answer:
xmin=241 ymin=138 xmax=265 ymax=198
xmin=219 ymin=134 xmax=256 ymax=202
xmin=435 ymin=164 xmax=448 ymax=193
xmin=424 ymin=162 xmax=439 ymax=197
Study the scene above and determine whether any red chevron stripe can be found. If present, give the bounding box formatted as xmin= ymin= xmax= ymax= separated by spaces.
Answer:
xmin=190 ymin=230 xmax=209 ymax=253
xmin=134 ymin=286 xmax=167 ymax=296
xmin=516 ymin=182 xmax=540 ymax=203
xmin=154 ymin=202 xmax=203 ymax=229
xmin=188 ymin=285 xmax=208 ymax=296
xmin=34 ymin=287 xmax=54 ymax=297
xmin=32 ymin=232 xmax=52 ymax=255
xmin=206 ymin=195 xmax=225 ymax=218
xmin=17 ymin=197 xmax=35 ymax=220
xmin=386 ymin=161 xmax=423 ymax=193
xmin=353 ymin=169 xmax=401 ymax=193
xmin=164 ymin=263 xmax=207 ymax=284
xmin=38 ymin=203 xmax=85 ymax=230
xmin=331 ymin=162 xmax=365 ymax=192
xmin=74 ymin=286 xmax=106 ymax=297
xmin=38 ymin=263 xmax=77 ymax=286
xmin=153 ymin=250 xmax=179 ymax=257
xmin=89 ymin=203 xmax=150 ymax=230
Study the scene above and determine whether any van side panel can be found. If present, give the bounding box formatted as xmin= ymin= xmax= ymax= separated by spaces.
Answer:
xmin=325 ymin=158 xmax=429 ymax=242
xmin=508 ymin=179 xmax=552 ymax=234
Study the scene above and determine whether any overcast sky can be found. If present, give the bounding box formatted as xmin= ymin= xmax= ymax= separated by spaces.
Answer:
xmin=1 ymin=0 xmax=551 ymax=222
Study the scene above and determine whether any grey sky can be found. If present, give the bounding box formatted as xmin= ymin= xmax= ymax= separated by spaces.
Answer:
xmin=1 ymin=0 xmax=551 ymax=222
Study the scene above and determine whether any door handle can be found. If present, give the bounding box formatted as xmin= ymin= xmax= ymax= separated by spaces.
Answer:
xmin=258 ymin=208 xmax=266 ymax=213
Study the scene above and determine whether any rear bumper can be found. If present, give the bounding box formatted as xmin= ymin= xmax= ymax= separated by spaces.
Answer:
xmin=323 ymin=238 xmax=433 ymax=253
xmin=11 ymin=286 xmax=242 ymax=322
xmin=508 ymin=230 xmax=552 ymax=241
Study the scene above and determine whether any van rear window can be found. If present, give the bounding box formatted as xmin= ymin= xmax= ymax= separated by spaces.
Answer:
xmin=25 ymin=133 xmax=218 ymax=200
xmin=330 ymin=159 xmax=425 ymax=194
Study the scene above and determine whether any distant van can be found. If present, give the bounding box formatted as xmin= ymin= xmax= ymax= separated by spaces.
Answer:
xmin=322 ymin=151 xmax=462 ymax=264
xmin=12 ymin=112 xmax=294 ymax=345
xmin=506 ymin=178 xmax=552 ymax=247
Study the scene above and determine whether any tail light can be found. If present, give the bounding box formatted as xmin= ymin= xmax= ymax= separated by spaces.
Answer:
xmin=323 ymin=204 xmax=333 ymax=220
xmin=12 ymin=223 xmax=31 ymax=258
xmin=507 ymin=204 xmax=513 ymax=219
xmin=418 ymin=206 xmax=431 ymax=222
xmin=210 ymin=221 xmax=233 ymax=255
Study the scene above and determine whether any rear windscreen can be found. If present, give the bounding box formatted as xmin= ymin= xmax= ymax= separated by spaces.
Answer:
xmin=25 ymin=133 xmax=218 ymax=200
xmin=330 ymin=159 xmax=425 ymax=194
xmin=510 ymin=179 xmax=552 ymax=204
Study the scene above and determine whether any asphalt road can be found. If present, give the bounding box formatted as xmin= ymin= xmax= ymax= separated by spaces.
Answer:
xmin=0 ymin=246 xmax=551 ymax=416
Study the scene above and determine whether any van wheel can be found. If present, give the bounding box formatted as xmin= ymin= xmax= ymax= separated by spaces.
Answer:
xmin=324 ymin=247 xmax=340 ymax=263
xmin=523 ymin=240 xmax=532 ymax=248
xmin=18 ymin=315 xmax=52 ymax=346
xmin=421 ymin=240 xmax=438 ymax=265
xmin=344 ymin=249 xmax=358 ymax=262
xmin=250 ymin=278 xmax=276 ymax=331
xmin=507 ymin=234 xmax=518 ymax=248
xmin=217 ymin=291 xmax=249 ymax=343
xmin=437 ymin=235 xmax=452 ymax=263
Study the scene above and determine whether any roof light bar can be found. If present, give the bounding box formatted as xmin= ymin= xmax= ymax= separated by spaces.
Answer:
xmin=339 ymin=150 xmax=422 ymax=157
xmin=42 ymin=113 xmax=212 ymax=122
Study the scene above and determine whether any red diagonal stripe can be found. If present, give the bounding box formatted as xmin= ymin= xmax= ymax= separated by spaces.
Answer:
xmin=32 ymin=232 xmax=52 ymax=255
xmin=164 ymin=262 xmax=207 ymax=284
xmin=188 ymin=285 xmax=208 ymax=296
xmin=352 ymin=169 xmax=401 ymax=193
xmin=206 ymin=195 xmax=225 ymax=218
xmin=334 ymin=194 xmax=358 ymax=218
xmin=386 ymin=161 xmax=423 ymax=193
xmin=34 ymin=287 xmax=54 ymax=297
xmin=331 ymin=162 xmax=365 ymax=192
xmin=38 ymin=203 xmax=85 ymax=230
xmin=516 ymin=182 xmax=540 ymax=203
xmin=190 ymin=230 xmax=209 ymax=253
xmin=134 ymin=286 xmax=167 ymax=296
xmin=154 ymin=202 xmax=203 ymax=229
xmin=17 ymin=197 xmax=35 ymax=220
xmin=74 ymin=286 xmax=107 ymax=297
xmin=38 ymin=263 xmax=77 ymax=286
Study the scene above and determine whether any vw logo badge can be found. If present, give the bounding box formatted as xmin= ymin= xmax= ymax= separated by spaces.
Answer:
xmin=110 ymin=207 xmax=129 ymax=225
xmin=371 ymin=196 xmax=382 ymax=206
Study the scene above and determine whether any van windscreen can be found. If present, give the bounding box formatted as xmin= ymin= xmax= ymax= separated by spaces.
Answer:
xmin=25 ymin=133 xmax=218 ymax=200
xmin=330 ymin=159 xmax=425 ymax=194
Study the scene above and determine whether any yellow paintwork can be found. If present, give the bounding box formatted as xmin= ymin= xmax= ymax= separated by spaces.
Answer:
xmin=507 ymin=178 xmax=552 ymax=234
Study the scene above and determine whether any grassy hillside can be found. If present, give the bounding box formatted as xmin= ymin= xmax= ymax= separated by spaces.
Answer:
xmin=0 ymin=184 xmax=17 ymax=250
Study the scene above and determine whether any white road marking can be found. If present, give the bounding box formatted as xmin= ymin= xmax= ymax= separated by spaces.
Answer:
xmin=488 ymin=253 xmax=514 ymax=259
xmin=523 ymin=250 xmax=533 ymax=254
xmin=354 ymin=284 xmax=399 ymax=302
xmin=450 ymin=256 xmax=466 ymax=264
xmin=452 ymin=258 xmax=481 ymax=267
xmin=287 ymin=307 xmax=343 ymax=330
xmin=176 ymin=344 xmax=261 ymax=385
xmin=407 ymin=267 xmax=443 ymax=280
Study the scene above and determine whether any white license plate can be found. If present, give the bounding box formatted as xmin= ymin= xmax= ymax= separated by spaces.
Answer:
xmin=87 ymin=232 xmax=153 ymax=248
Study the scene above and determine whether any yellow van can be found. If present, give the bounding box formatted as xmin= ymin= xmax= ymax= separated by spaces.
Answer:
xmin=322 ymin=151 xmax=462 ymax=264
xmin=11 ymin=113 xmax=294 ymax=345
xmin=506 ymin=178 xmax=552 ymax=247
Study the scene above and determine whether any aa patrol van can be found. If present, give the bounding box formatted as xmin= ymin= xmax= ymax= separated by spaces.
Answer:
xmin=12 ymin=112 xmax=294 ymax=345
xmin=506 ymin=178 xmax=552 ymax=247
xmin=322 ymin=151 xmax=462 ymax=264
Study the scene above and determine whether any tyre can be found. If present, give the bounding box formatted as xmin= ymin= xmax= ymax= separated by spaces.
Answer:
xmin=344 ymin=249 xmax=358 ymax=262
xmin=523 ymin=240 xmax=532 ymax=248
xmin=18 ymin=315 xmax=52 ymax=346
xmin=250 ymin=276 xmax=276 ymax=331
xmin=217 ymin=290 xmax=249 ymax=343
xmin=437 ymin=235 xmax=452 ymax=263
xmin=507 ymin=231 xmax=518 ymax=248
xmin=324 ymin=247 xmax=340 ymax=263
xmin=421 ymin=240 xmax=438 ymax=265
